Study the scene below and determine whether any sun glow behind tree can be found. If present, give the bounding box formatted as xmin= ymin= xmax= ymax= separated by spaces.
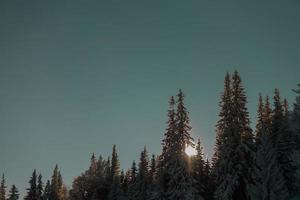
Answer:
xmin=185 ymin=144 xmax=197 ymax=157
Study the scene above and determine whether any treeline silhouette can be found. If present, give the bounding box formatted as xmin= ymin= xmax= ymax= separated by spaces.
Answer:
xmin=1 ymin=71 xmax=300 ymax=200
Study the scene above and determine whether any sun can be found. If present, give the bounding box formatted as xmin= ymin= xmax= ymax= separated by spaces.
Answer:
xmin=185 ymin=144 xmax=197 ymax=156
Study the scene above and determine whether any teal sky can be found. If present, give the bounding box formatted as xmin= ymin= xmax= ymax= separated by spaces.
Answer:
xmin=0 ymin=0 xmax=299 ymax=195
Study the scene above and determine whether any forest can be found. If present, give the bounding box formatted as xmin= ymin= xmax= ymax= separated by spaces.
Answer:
xmin=0 ymin=71 xmax=299 ymax=200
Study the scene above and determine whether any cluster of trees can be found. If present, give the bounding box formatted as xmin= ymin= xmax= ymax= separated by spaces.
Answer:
xmin=0 ymin=165 xmax=68 ymax=200
xmin=0 ymin=71 xmax=299 ymax=200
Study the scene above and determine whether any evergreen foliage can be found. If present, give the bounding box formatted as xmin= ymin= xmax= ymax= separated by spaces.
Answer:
xmin=8 ymin=185 xmax=19 ymax=200
xmin=0 ymin=174 xmax=6 ymax=200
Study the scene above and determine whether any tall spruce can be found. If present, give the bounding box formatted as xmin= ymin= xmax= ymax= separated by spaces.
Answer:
xmin=37 ymin=174 xmax=43 ymax=200
xmin=255 ymin=93 xmax=264 ymax=142
xmin=50 ymin=165 xmax=63 ymax=200
xmin=111 ymin=145 xmax=120 ymax=180
xmin=8 ymin=185 xmax=19 ymax=200
xmin=25 ymin=170 xmax=38 ymax=200
xmin=255 ymin=95 xmax=289 ymax=200
xmin=192 ymin=139 xmax=205 ymax=197
xmin=291 ymin=83 xmax=300 ymax=193
xmin=136 ymin=147 xmax=149 ymax=200
xmin=108 ymin=145 xmax=122 ymax=200
xmin=272 ymin=89 xmax=298 ymax=196
xmin=0 ymin=174 xmax=6 ymax=200
xmin=291 ymin=83 xmax=300 ymax=146
xmin=164 ymin=90 xmax=198 ymax=200
xmin=43 ymin=180 xmax=51 ymax=200
xmin=155 ymin=96 xmax=176 ymax=200
xmin=127 ymin=161 xmax=138 ymax=200
xmin=214 ymin=72 xmax=255 ymax=200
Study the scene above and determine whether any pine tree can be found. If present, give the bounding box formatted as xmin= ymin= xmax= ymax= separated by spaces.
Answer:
xmin=50 ymin=165 xmax=64 ymax=200
xmin=111 ymin=145 xmax=120 ymax=180
xmin=37 ymin=174 xmax=43 ymax=200
xmin=214 ymin=71 xmax=255 ymax=200
xmin=203 ymin=159 xmax=214 ymax=200
xmin=127 ymin=161 xmax=138 ymax=200
xmin=291 ymin=83 xmax=300 ymax=193
xmin=271 ymin=88 xmax=284 ymax=145
xmin=255 ymin=93 xmax=264 ymax=142
xmin=25 ymin=170 xmax=38 ymax=200
xmin=0 ymin=174 xmax=6 ymax=200
xmin=164 ymin=90 xmax=198 ymax=200
xmin=255 ymin=95 xmax=289 ymax=200
xmin=192 ymin=139 xmax=205 ymax=197
xmin=89 ymin=153 xmax=97 ymax=175
xmin=148 ymin=154 xmax=157 ymax=200
xmin=43 ymin=180 xmax=51 ymax=200
xmin=107 ymin=145 xmax=122 ymax=200
xmin=156 ymin=96 xmax=176 ymax=200
xmin=8 ymin=185 xmax=19 ymax=200
xmin=291 ymin=83 xmax=300 ymax=146
xmin=135 ymin=147 xmax=149 ymax=200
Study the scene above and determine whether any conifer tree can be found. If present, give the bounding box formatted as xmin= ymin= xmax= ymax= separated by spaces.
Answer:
xmin=135 ymin=147 xmax=149 ymax=200
xmin=0 ymin=174 xmax=6 ymax=200
xmin=149 ymin=154 xmax=156 ymax=184
xmin=291 ymin=84 xmax=300 ymax=146
xmin=50 ymin=165 xmax=64 ymax=200
xmin=43 ymin=180 xmax=51 ymax=200
xmin=111 ymin=145 xmax=120 ymax=180
xmin=214 ymin=71 xmax=255 ymax=200
xmin=8 ymin=185 xmax=19 ymax=200
xmin=106 ymin=145 xmax=122 ymax=200
xmin=192 ymin=139 xmax=205 ymax=197
xmin=255 ymin=93 xmax=264 ymax=142
xmin=25 ymin=170 xmax=38 ymax=200
xmin=127 ymin=161 xmax=138 ymax=200
xmin=203 ymin=159 xmax=214 ymax=200
xmin=156 ymin=96 xmax=176 ymax=200
xmin=164 ymin=90 xmax=198 ymax=200
xmin=271 ymin=89 xmax=298 ymax=196
xmin=121 ymin=170 xmax=130 ymax=197
xmin=89 ymin=153 xmax=97 ymax=175
xmin=37 ymin=174 xmax=43 ymax=200
xmin=255 ymin=95 xmax=289 ymax=200
xmin=291 ymin=83 xmax=300 ymax=193
xmin=271 ymin=88 xmax=284 ymax=145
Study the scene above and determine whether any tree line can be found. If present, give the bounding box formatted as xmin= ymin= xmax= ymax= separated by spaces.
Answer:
xmin=0 ymin=71 xmax=299 ymax=200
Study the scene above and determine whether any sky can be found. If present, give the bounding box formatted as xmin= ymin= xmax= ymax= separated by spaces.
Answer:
xmin=0 ymin=0 xmax=300 ymax=195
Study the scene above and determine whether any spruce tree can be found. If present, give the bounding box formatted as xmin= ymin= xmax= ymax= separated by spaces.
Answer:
xmin=255 ymin=93 xmax=264 ymax=142
xmin=37 ymin=174 xmax=43 ymax=200
xmin=214 ymin=71 xmax=255 ymax=200
xmin=127 ymin=161 xmax=138 ymax=200
xmin=203 ymin=159 xmax=214 ymax=200
xmin=111 ymin=145 xmax=120 ymax=180
xmin=291 ymin=83 xmax=300 ymax=193
xmin=50 ymin=165 xmax=64 ymax=200
xmin=291 ymin=83 xmax=300 ymax=146
xmin=192 ymin=139 xmax=205 ymax=197
xmin=43 ymin=180 xmax=51 ymax=200
xmin=164 ymin=90 xmax=198 ymax=200
xmin=0 ymin=174 xmax=6 ymax=200
xmin=8 ymin=185 xmax=19 ymax=200
xmin=271 ymin=89 xmax=298 ymax=196
xmin=255 ymin=95 xmax=289 ymax=200
xmin=89 ymin=153 xmax=97 ymax=175
xmin=25 ymin=170 xmax=38 ymax=200
xmin=156 ymin=96 xmax=176 ymax=200
xmin=136 ymin=147 xmax=149 ymax=200
xmin=107 ymin=145 xmax=122 ymax=200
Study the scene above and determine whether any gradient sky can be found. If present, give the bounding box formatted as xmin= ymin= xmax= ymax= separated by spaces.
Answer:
xmin=0 ymin=0 xmax=299 ymax=195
